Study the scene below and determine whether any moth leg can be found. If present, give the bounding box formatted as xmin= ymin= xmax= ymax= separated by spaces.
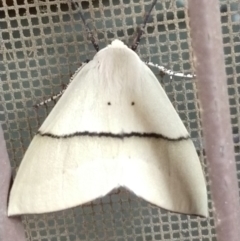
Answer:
xmin=145 ymin=61 xmax=196 ymax=79
xmin=33 ymin=87 xmax=67 ymax=108
xmin=33 ymin=62 xmax=87 ymax=108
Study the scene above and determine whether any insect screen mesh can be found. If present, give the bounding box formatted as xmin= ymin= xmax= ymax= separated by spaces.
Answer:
xmin=0 ymin=0 xmax=239 ymax=240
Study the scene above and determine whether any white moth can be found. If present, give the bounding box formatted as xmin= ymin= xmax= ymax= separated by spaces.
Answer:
xmin=8 ymin=40 xmax=208 ymax=217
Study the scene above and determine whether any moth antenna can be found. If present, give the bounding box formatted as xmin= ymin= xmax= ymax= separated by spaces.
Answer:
xmin=131 ymin=0 xmax=158 ymax=51
xmin=70 ymin=0 xmax=99 ymax=52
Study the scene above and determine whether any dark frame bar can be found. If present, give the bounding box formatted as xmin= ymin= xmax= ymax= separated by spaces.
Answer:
xmin=0 ymin=126 xmax=26 ymax=241
xmin=188 ymin=0 xmax=240 ymax=240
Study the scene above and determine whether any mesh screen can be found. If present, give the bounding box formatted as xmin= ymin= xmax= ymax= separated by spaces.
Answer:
xmin=0 ymin=0 xmax=239 ymax=240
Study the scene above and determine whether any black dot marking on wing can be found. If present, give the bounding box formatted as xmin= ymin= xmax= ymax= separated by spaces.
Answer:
xmin=131 ymin=102 xmax=135 ymax=106
xmin=107 ymin=102 xmax=111 ymax=105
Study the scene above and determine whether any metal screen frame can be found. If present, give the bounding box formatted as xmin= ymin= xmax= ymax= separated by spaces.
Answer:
xmin=189 ymin=1 xmax=240 ymax=240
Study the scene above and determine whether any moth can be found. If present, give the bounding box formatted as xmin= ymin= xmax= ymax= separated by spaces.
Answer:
xmin=8 ymin=0 xmax=208 ymax=217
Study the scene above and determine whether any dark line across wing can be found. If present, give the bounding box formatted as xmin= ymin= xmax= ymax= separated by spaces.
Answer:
xmin=37 ymin=131 xmax=190 ymax=142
